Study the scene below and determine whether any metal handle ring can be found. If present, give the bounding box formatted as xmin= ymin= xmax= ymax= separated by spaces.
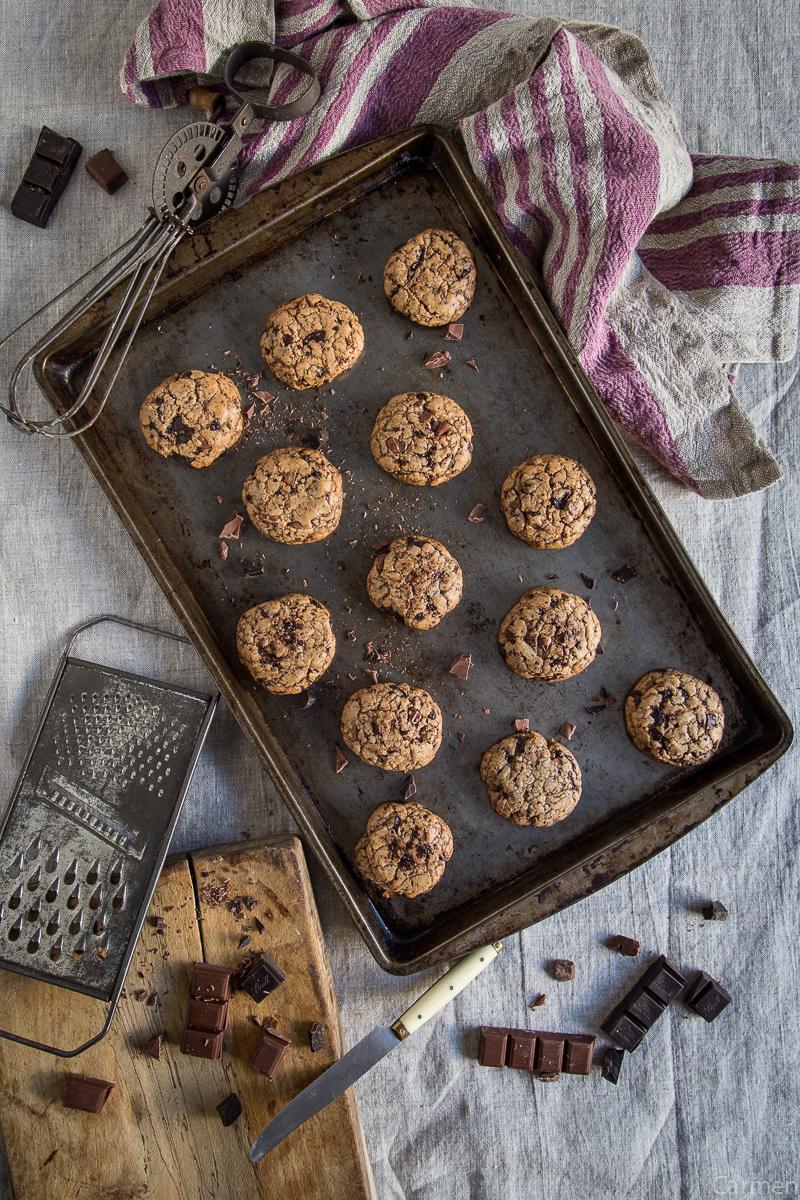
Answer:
xmin=223 ymin=40 xmax=321 ymax=121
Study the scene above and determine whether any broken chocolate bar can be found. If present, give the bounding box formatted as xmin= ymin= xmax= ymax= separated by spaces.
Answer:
xmin=601 ymin=955 xmax=686 ymax=1051
xmin=217 ymin=1092 xmax=243 ymax=1126
xmin=685 ymin=971 xmax=731 ymax=1022
xmin=477 ymin=1027 xmax=595 ymax=1076
xmin=11 ymin=126 xmax=82 ymax=229
xmin=250 ymin=1026 xmax=290 ymax=1078
xmin=601 ymin=1047 xmax=624 ymax=1085
xmin=63 ymin=1073 xmax=114 ymax=1113
xmin=85 ymin=148 xmax=128 ymax=194
xmin=181 ymin=1028 xmax=223 ymax=1060
xmin=608 ymin=934 xmax=640 ymax=957
xmin=190 ymin=962 xmax=233 ymax=1003
xmin=186 ymin=996 xmax=229 ymax=1033
xmin=236 ymin=952 xmax=286 ymax=1003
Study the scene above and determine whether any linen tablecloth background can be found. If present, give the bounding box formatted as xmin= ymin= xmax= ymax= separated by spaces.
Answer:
xmin=0 ymin=1 xmax=798 ymax=1196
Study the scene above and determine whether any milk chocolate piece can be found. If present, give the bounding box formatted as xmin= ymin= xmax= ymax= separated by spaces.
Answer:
xmin=249 ymin=1027 xmax=290 ymax=1078
xmin=85 ymin=148 xmax=128 ymax=194
xmin=608 ymin=934 xmax=640 ymax=957
xmin=601 ymin=1047 xmax=625 ymax=1085
xmin=477 ymin=1027 xmax=595 ymax=1076
xmin=533 ymin=1034 xmax=564 ymax=1074
xmin=702 ymin=900 xmax=728 ymax=921
xmin=144 ymin=1033 xmax=164 ymax=1060
xmin=478 ymin=1026 xmax=509 ymax=1067
xmin=217 ymin=1092 xmax=242 ymax=1126
xmin=186 ymin=996 xmax=229 ymax=1033
xmin=236 ymin=952 xmax=285 ymax=1003
xmin=181 ymin=1028 xmax=223 ymax=1060
xmin=551 ymin=959 xmax=575 ymax=981
xmin=11 ymin=126 xmax=82 ymax=229
xmin=506 ymin=1030 xmax=536 ymax=1071
xmin=601 ymin=955 xmax=686 ymax=1050
xmin=685 ymin=972 xmax=731 ymax=1022
xmin=63 ymin=1073 xmax=113 ymax=1113
xmin=190 ymin=962 xmax=232 ymax=1003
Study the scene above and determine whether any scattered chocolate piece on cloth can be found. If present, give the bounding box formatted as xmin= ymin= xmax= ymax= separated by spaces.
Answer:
xmin=217 ymin=1092 xmax=243 ymax=1126
xmin=608 ymin=934 xmax=641 ymax=957
xmin=529 ymin=992 xmax=546 ymax=1009
xmin=236 ymin=951 xmax=286 ymax=1002
xmin=601 ymin=955 xmax=686 ymax=1050
xmin=63 ymin=1073 xmax=114 ymax=1113
xmin=85 ymin=148 xmax=129 ymax=194
xmin=189 ymin=963 xmax=233 ymax=1003
xmin=143 ymin=1033 xmax=164 ymax=1060
xmin=601 ymin=1047 xmax=625 ymax=1085
xmin=551 ymin=959 xmax=575 ymax=981
xmin=309 ymin=1022 xmax=326 ymax=1053
xmin=250 ymin=1026 xmax=290 ymax=1078
xmin=477 ymin=1027 xmax=595 ymax=1075
xmin=11 ymin=126 xmax=82 ymax=229
xmin=685 ymin=972 xmax=732 ymax=1022
xmin=702 ymin=900 xmax=729 ymax=921
xmin=181 ymin=1028 xmax=224 ymax=1059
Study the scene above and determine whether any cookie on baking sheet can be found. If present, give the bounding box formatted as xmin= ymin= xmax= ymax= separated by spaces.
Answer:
xmin=370 ymin=391 xmax=473 ymax=487
xmin=139 ymin=369 xmax=243 ymax=469
xmin=498 ymin=586 xmax=601 ymax=682
xmin=501 ymin=454 xmax=597 ymax=550
xmin=259 ymin=293 xmax=364 ymax=390
xmin=383 ymin=228 xmax=476 ymax=327
xmin=624 ymin=669 xmax=725 ymax=766
xmin=242 ymin=447 xmax=344 ymax=544
xmin=236 ymin=594 xmax=335 ymax=695
xmin=367 ymin=536 xmax=463 ymax=630
xmin=480 ymin=731 xmax=582 ymax=827
xmin=341 ymin=682 xmax=443 ymax=772
xmin=354 ymin=801 xmax=453 ymax=898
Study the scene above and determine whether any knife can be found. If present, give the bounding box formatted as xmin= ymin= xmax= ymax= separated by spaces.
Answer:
xmin=249 ymin=940 xmax=503 ymax=1163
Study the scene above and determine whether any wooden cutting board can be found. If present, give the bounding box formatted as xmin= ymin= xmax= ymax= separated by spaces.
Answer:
xmin=0 ymin=836 xmax=375 ymax=1200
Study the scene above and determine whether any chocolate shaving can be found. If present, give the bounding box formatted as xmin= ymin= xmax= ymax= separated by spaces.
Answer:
xmin=584 ymin=704 xmax=606 ymax=715
xmin=335 ymin=746 xmax=348 ymax=774
xmin=610 ymin=564 xmax=637 ymax=584
xmin=529 ymin=993 xmax=547 ymax=1009
xmin=580 ymin=573 xmax=596 ymax=590
xmin=449 ymin=654 xmax=472 ymax=680
xmin=252 ymin=389 xmax=277 ymax=409
xmin=424 ymin=349 xmax=452 ymax=369
xmin=467 ymin=503 xmax=488 ymax=523
xmin=144 ymin=1032 xmax=163 ymax=1060
xmin=591 ymin=686 xmax=616 ymax=708
xmin=403 ymin=775 xmax=417 ymax=800
xmin=219 ymin=540 xmax=229 ymax=560
xmin=364 ymin=668 xmax=380 ymax=684
xmin=444 ymin=323 xmax=464 ymax=341
xmin=200 ymin=877 xmax=230 ymax=907
xmin=219 ymin=513 xmax=245 ymax=540
xmin=466 ymin=357 xmax=480 ymax=373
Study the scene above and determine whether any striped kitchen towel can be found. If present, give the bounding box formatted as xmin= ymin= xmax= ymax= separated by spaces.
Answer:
xmin=121 ymin=0 xmax=800 ymax=499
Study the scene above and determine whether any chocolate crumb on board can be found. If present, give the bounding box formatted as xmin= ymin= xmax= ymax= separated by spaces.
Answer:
xmin=545 ymin=573 xmax=559 ymax=581
xmin=237 ymin=934 xmax=252 ymax=951
xmin=467 ymin=502 xmax=488 ymax=523
xmin=514 ymin=718 xmax=530 ymax=732
xmin=559 ymin=721 xmax=577 ymax=740
xmin=143 ymin=1032 xmax=164 ymax=1060
xmin=610 ymin=564 xmax=637 ymax=584
xmin=254 ymin=917 xmax=266 ymax=935
xmin=200 ymin=877 xmax=230 ymax=907
xmin=219 ymin=541 xmax=229 ymax=560
xmin=444 ymin=323 xmax=464 ymax=341
xmin=482 ymin=707 xmax=491 ymax=716
xmin=425 ymin=349 xmax=452 ymax=369
xmin=335 ymin=746 xmax=348 ymax=773
xmin=457 ymin=731 xmax=466 ymax=744
xmin=607 ymin=934 xmax=640 ymax=957
xmin=309 ymin=1022 xmax=326 ymax=1053
xmin=529 ymin=993 xmax=546 ymax=1009
xmin=551 ymin=959 xmax=575 ymax=982
xmin=217 ymin=1093 xmax=243 ymax=1127
xmin=601 ymin=1046 xmax=625 ymax=1084
xmin=702 ymin=900 xmax=729 ymax=921
xmin=449 ymin=653 xmax=472 ymax=680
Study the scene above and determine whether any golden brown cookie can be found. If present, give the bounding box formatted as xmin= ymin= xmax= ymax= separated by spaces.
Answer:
xmin=501 ymin=454 xmax=597 ymax=549
xmin=236 ymin=594 xmax=335 ymax=694
xmin=242 ymin=447 xmax=344 ymax=544
xmin=498 ymin=586 xmax=601 ymax=682
xmin=624 ymin=669 xmax=725 ymax=766
xmin=480 ymin=731 xmax=582 ymax=827
xmin=340 ymin=682 xmax=442 ymax=771
xmin=370 ymin=391 xmax=473 ymax=487
xmin=367 ymin=536 xmax=463 ymax=630
xmin=354 ymin=801 xmax=453 ymax=898
xmin=139 ymin=370 xmax=243 ymax=469
xmin=384 ymin=229 xmax=476 ymax=327
xmin=259 ymin=293 xmax=364 ymax=390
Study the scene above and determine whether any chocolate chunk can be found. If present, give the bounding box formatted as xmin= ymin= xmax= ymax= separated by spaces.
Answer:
xmin=85 ymin=148 xmax=128 ymax=194
xmin=601 ymin=955 xmax=686 ymax=1050
xmin=309 ymin=1022 xmax=326 ymax=1053
xmin=559 ymin=722 xmax=577 ymax=740
xmin=217 ymin=1092 xmax=242 ymax=1126
xmin=424 ymin=349 xmax=452 ymax=369
xmin=580 ymin=573 xmax=596 ymax=590
xmin=236 ymin=952 xmax=286 ymax=1003
xmin=181 ymin=1028 xmax=223 ymax=1060
xmin=190 ymin=963 xmax=233 ymax=1003
xmin=601 ymin=1046 xmax=624 ymax=1085
xmin=551 ymin=959 xmax=575 ymax=982
xmin=467 ymin=503 xmax=488 ymax=523
xmin=608 ymin=934 xmax=640 ymax=957
xmin=514 ymin=718 xmax=529 ymax=733
xmin=585 ymin=704 xmax=606 ymax=716
xmin=11 ymin=126 xmax=82 ymax=229
xmin=610 ymin=564 xmax=637 ymax=584
xmin=335 ymin=746 xmax=348 ymax=773
xmin=403 ymin=774 xmax=417 ymax=800
xmin=449 ymin=654 xmax=472 ymax=680
xmin=219 ymin=513 xmax=244 ymax=540
xmin=186 ymin=997 xmax=229 ymax=1033
xmin=143 ymin=1033 xmax=164 ymax=1060
xmin=685 ymin=971 xmax=731 ymax=1022
xmin=249 ymin=1026 xmax=290 ymax=1078
xmin=63 ymin=1073 xmax=113 ymax=1113
xmin=529 ymin=992 xmax=546 ymax=1009
xmin=254 ymin=917 xmax=266 ymax=935
xmin=701 ymin=900 xmax=728 ymax=921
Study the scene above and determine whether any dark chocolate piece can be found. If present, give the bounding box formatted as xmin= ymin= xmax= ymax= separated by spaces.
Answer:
xmin=186 ymin=996 xmax=229 ymax=1033
xmin=608 ymin=934 xmax=640 ymax=957
xmin=181 ymin=1028 xmax=223 ymax=1060
xmin=702 ymin=900 xmax=728 ymax=921
xmin=144 ymin=1033 xmax=164 ymax=1060
xmin=685 ymin=972 xmax=732 ymax=1022
xmin=309 ymin=1021 xmax=326 ymax=1053
xmin=217 ymin=1092 xmax=243 ymax=1127
xmin=562 ymin=1035 xmax=595 ymax=1076
xmin=477 ymin=1027 xmax=595 ymax=1076
xmin=11 ymin=126 xmax=82 ymax=229
xmin=601 ymin=955 xmax=686 ymax=1050
xmin=236 ymin=952 xmax=285 ymax=1003
xmin=190 ymin=962 xmax=232 ymax=1003
xmin=506 ymin=1030 xmax=536 ymax=1071
xmin=551 ymin=959 xmax=575 ymax=982
xmin=601 ymin=1047 xmax=625 ymax=1085
xmin=534 ymin=1033 xmax=564 ymax=1074
xmin=529 ymin=993 xmax=546 ymax=1009
xmin=249 ymin=1027 xmax=290 ymax=1078
xmin=85 ymin=148 xmax=128 ymax=194
xmin=610 ymin=564 xmax=637 ymax=584
xmin=449 ymin=654 xmax=472 ymax=680
xmin=63 ymin=1073 xmax=113 ymax=1113
xmin=478 ymin=1026 xmax=510 ymax=1068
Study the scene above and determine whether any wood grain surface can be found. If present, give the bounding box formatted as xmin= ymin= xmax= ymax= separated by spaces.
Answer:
xmin=0 ymin=836 xmax=375 ymax=1200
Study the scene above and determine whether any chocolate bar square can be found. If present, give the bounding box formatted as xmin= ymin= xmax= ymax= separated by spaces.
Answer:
xmin=190 ymin=963 xmax=233 ymax=1003
xmin=644 ymin=957 xmax=686 ymax=1005
xmin=627 ymin=989 xmax=666 ymax=1028
xmin=37 ymin=126 xmax=80 ymax=166
xmin=478 ymin=1027 xmax=509 ymax=1067
xmin=534 ymin=1034 xmax=565 ymax=1074
xmin=23 ymin=157 xmax=63 ymax=193
xmin=186 ymin=997 xmax=229 ymax=1033
xmin=563 ymin=1035 xmax=595 ymax=1076
xmin=63 ymin=1073 xmax=113 ymax=1113
xmin=236 ymin=953 xmax=285 ymax=1003
xmin=686 ymin=972 xmax=731 ymax=1022
xmin=602 ymin=1008 xmax=649 ymax=1051
xmin=249 ymin=1027 xmax=290 ymax=1079
xmin=10 ymin=126 xmax=81 ymax=229
xmin=85 ymin=149 xmax=128 ymax=195
xmin=181 ymin=1028 xmax=223 ymax=1060
xmin=506 ymin=1030 xmax=536 ymax=1071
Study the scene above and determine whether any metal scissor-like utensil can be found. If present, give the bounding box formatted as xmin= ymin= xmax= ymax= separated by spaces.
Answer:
xmin=0 ymin=41 xmax=319 ymax=439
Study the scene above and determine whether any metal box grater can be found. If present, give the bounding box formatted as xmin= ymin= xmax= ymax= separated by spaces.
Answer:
xmin=0 ymin=616 xmax=217 ymax=1055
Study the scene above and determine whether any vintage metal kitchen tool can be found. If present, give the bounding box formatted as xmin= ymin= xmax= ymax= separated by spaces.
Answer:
xmin=250 ymin=942 xmax=503 ymax=1163
xmin=0 ymin=41 xmax=319 ymax=439
xmin=0 ymin=615 xmax=217 ymax=1055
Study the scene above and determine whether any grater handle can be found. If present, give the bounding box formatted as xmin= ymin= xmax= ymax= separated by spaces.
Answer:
xmin=0 ymin=1003 xmax=118 ymax=1058
xmin=64 ymin=613 xmax=195 ymax=661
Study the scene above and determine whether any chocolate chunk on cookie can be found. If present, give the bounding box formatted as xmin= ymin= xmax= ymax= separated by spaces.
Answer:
xmin=367 ymin=536 xmax=462 ymax=630
xmin=139 ymin=369 xmax=243 ymax=469
xmin=341 ymin=682 xmax=442 ymax=771
xmin=242 ymin=447 xmax=343 ymax=544
xmin=260 ymin=293 xmax=364 ymax=390
xmin=370 ymin=391 xmax=473 ymax=487
xmin=480 ymin=731 xmax=582 ymax=826
xmin=236 ymin=594 xmax=335 ymax=694
xmin=498 ymin=586 xmax=601 ymax=681
xmin=354 ymin=801 xmax=453 ymax=898
xmin=501 ymin=454 xmax=597 ymax=549
xmin=624 ymin=669 xmax=724 ymax=766
xmin=384 ymin=229 xmax=476 ymax=327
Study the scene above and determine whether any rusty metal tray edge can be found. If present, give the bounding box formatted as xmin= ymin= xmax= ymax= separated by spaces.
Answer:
xmin=34 ymin=127 xmax=792 ymax=974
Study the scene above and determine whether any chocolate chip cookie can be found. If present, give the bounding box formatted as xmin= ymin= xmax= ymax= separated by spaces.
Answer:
xmin=354 ymin=801 xmax=453 ymax=898
xmin=384 ymin=229 xmax=476 ymax=327
xmin=367 ymin=536 xmax=463 ymax=630
xmin=501 ymin=454 xmax=597 ymax=549
xmin=236 ymin=594 xmax=335 ymax=694
xmin=259 ymin=293 xmax=364 ymax=390
xmin=139 ymin=369 xmax=243 ymax=469
xmin=480 ymin=731 xmax=582 ymax=827
xmin=242 ymin=447 xmax=344 ymax=544
xmin=499 ymin=586 xmax=601 ymax=681
xmin=370 ymin=391 xmax=473 ymax=487
xmin=624 ymin=669 xmax=725 ymax=766
xmin=340 ymin=682 xmax=443 ymax=771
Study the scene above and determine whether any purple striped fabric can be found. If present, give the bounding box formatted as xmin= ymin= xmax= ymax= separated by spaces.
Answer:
xmin=120 ymin=0 xmax=800 ymax=498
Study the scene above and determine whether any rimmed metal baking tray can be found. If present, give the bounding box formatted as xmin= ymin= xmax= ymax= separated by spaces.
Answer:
xmin=32 ymin=127 xmax=791 ymax=974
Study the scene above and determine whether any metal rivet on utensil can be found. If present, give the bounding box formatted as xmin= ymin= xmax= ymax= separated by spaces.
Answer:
xmin=109 ymin=859 xmax=123 ymax=885
xmin=26 ymin=866 xmax=41 ymax=891
xmin=9 ymin=885 xmax=23 ymax=910
xmin=49 ymin=935 xmax=63 ymax=961
xmin=89 ymin=886 xmax=103 ymax=910
xmin=69 ymin=911 xmax=83 ymax=935
xmin=26 ymin=928 xmax=41 ymax=954
xmin=9 ymin=852 xmax=24 ymax=879
xmin=26 ymin=834 xmax=41 ymax=861
xmin=8 ymin=916 xmax=22 ymax=941
xmin=66 ymin=885 xmax=80 ymax=910
xmin=27 ymin=898 xmax=41 ymax=922
xmin=112 ymin=885 xmax=127 ymax=911
xmin=45 ymin=847 xmax=59 ymax=873
xmin=64 ymin=859 xmax=78 ymax=885
xmin=45 ymin=877 xmax=59 ymax=903
xmin=87 ymin=860 xmax=100 ymax=885
xmin=46 ymin=911 xmax=60 ymax=935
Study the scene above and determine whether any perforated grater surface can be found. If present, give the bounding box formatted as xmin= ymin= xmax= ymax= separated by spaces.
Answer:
xmin=0 ymin=616 xmax=217 ymax=1055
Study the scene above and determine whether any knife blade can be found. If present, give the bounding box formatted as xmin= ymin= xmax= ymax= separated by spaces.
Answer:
xmin=249 ymin=941 xmax=503 ymax=1163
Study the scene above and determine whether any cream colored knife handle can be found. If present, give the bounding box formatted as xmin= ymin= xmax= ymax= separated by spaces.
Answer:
xmin=390 ymin=942 xmax=503 ymax=1039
